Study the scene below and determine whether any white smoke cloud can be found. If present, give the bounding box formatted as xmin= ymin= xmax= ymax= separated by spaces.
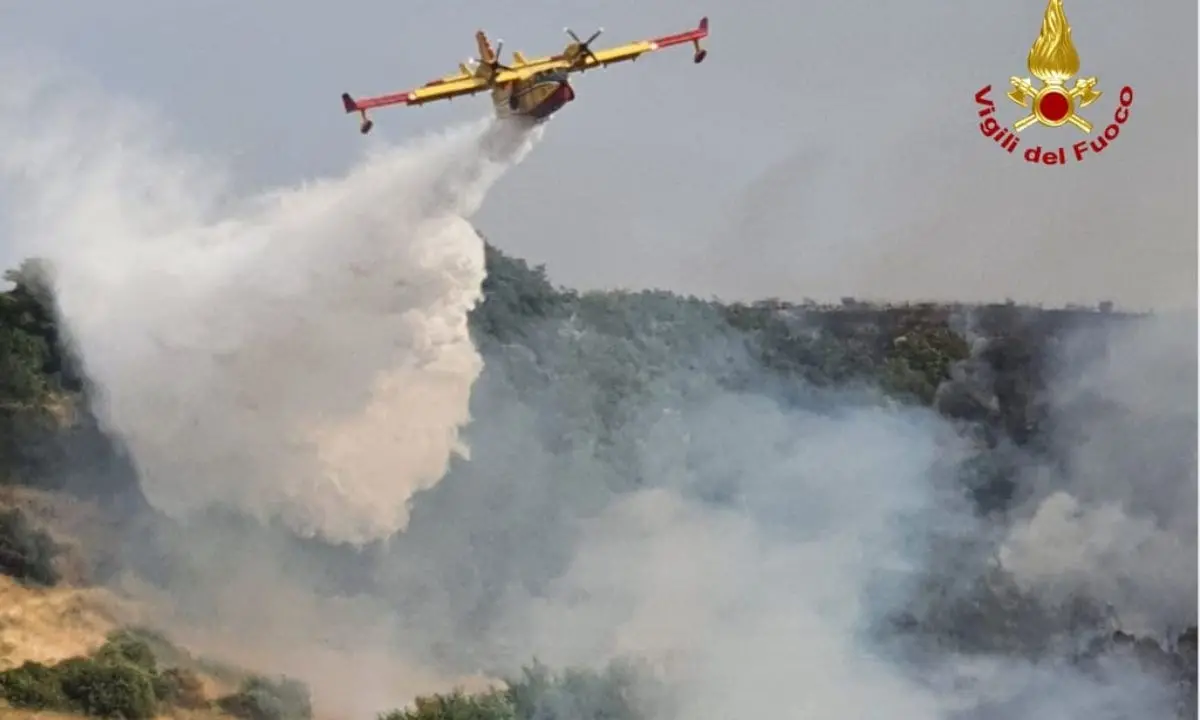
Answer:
xmin=473 ymin=372 xmax=1184 ymax=719
xmin=0 ymin=61 xmax=542 ymax=543
xmin=998 ymin=311 xmax=1198 ymax=635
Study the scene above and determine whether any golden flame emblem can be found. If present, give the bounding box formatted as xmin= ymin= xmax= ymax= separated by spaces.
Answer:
xmin=1007 ymin=0 xmax=1101 ymax=133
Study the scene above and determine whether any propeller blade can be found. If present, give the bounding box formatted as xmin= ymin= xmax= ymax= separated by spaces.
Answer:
xmin=564 ymin=26 xmax=603 ymax=64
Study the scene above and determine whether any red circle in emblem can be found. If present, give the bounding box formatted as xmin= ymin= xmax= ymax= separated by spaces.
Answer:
xmin=1038 ymin=90 xmax=1070 ymax=122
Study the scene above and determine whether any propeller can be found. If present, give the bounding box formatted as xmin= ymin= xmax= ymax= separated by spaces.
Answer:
xmin=564 ymin=26 xmax=603 ymax=65
xmin=489 ymin=39 xmax=512 ymax=71
xmin=469 ymin=40 xmax=513 ymax=82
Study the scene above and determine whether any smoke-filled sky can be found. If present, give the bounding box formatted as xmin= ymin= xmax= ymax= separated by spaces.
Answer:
xmin=1 ymin=0 xmax=1194 ymax=309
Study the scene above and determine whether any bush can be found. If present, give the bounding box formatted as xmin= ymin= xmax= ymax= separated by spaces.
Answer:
xmin=57 ymin=656 xmax=158 ymax=719
xmin=379 ymin=660 xmax=663 ymax=720
xmin=0 ymin=660 xmax=68 ymax=709
xmin=0 ymin=627 xmax=224 ymax=718
xmin=505 ymin=660 xmax=656 ymax=720
xmin=0 ymin=656 xmax=157 ymax=719
xmin=0 ymin=327 xmax=50 ymax=414
xmin=93 ymin=629 xmax=158 ymax=674
xmin=379 ymin=689 xmax=517 ymax=720
xmin=217 ymin=675 xmax=313 ymax=720
xmin=0 ymin=506 xmax=61 ymax=586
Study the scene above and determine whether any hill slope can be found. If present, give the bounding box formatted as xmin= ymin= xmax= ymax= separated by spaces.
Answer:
xmin=0 ymin=245 xmax=1195 ymax=719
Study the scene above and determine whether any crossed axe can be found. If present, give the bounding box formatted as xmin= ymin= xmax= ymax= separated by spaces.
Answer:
xmin=1007 ymin=76 xmax=1102 ymax=133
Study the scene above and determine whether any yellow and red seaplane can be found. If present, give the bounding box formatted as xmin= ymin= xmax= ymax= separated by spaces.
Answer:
xmin=341 ymin=17 xmax=710 ymax=134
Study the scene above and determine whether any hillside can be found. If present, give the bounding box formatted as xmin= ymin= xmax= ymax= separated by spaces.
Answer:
xmin=0 ymin=244 xmax=1195 ymax=719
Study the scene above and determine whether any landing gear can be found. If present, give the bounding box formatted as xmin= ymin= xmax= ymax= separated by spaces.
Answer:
xmin=689 ymin=18 xmax=709 ymax=64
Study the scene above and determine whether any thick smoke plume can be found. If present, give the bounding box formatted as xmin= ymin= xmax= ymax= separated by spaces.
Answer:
xmin=427 ymin=310 xmax=1192 ymax=719
xmin=0 ymin=65 xmax=541 ymax=543
xmin=997 ymin=312 xmax=1197 ymax=636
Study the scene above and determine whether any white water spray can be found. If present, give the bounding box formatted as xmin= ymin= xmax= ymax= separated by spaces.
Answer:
xmin=0 ymin=67 xmax=543 ymax=543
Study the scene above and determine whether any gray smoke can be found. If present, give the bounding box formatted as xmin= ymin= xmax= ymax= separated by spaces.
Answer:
xmin=373 ymin=302 xmax=1193 ymax=718
xmin=0 ymin=59 xmax=1192 ymax=720
xmin=998 ymin=311 xmax=1197 ymax=636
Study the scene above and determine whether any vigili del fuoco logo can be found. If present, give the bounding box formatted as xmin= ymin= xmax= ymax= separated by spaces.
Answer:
xmin=974 ymin=0 xmax=1133 ymax=166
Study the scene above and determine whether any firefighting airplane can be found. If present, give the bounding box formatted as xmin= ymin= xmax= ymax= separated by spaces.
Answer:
xmin=341 ymin=17 xmax=709 ymax=134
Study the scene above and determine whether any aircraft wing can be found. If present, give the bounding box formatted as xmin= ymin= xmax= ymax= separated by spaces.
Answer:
xmin=343 ymin=74 xmax=488 ymax=115
xmin=342 ymin=70 xmax=495 ymax=132
xmin=407 ymin=75 xmax=491 ymax=104
xmin=567 ymin=16 xmax=709 ymax=73
xmin=491 ymin=17 xmax=709 ymax=77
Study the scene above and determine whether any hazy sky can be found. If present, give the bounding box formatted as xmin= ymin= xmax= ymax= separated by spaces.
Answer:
xmin=1 ymin=0 xmax=1196 ymax=308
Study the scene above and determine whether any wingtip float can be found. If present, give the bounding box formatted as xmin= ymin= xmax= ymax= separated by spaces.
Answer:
xmin=340 ymin=16 xmax=710 ymax=134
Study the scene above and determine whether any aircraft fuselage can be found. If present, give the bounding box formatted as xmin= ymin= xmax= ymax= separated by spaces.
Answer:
xmin=490 ymin=69 xmax=576 ymax=121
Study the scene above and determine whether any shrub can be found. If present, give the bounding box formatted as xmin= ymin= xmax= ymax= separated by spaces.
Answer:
xmin=0 ymin=507 xmax=61 ymax=586
xmin=0 ymin=656 xmax=158 ymax=719
xmin=56 ymin=656 xmax=158 ymax=719
xmin=217 ymin=675 xmax=313 ymax=720
xmin=379 ymin=660 xmax=663 ymax=720
xmin=0 ymin=627 xmax=223 ymax=718
xmin=0 ymin=324 xmax=50 ymax=408
xmin=0 ymin=660 xmax=68 ymax=709
xmin=379 ymin=689 xmax=517 ymax=720
xmin=505 ymin=660 xmax=654 ymax=720
xmin=93 ymin=629 xmax=158 ymax=673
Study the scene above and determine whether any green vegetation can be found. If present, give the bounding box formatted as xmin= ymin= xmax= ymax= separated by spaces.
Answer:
xmin=382 ymin=690 xmax=517 ymax=720
xmin=0 ymin=628 xmax=312 ymax=720
xmin=216 ymin=675 xmax=312 ymax=720
xmin=116 ymin=626 xmax=247 ymax=690
xmin=380 ymin=660 xmax=663 ymax=720
xmin=0 ymin=262 xmax=59 ymax=405
xmin=0 ymin=244 xmax=1140 ymax=498
xmin=1 ymin=630 xmax=171 ymax=718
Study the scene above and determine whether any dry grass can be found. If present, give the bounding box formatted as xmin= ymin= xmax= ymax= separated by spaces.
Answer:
xmin=0 ymin=486 xmax=488 ymax=720
xmin=0 ymin=486 xmax=140 ymax=671
xmin=0 ymin=578 xmax=235 ymax=720
xmin=0 ymin=577 xmax=138 ymax=671
xmin=0 ymin=489 xmax=235 ymax=719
